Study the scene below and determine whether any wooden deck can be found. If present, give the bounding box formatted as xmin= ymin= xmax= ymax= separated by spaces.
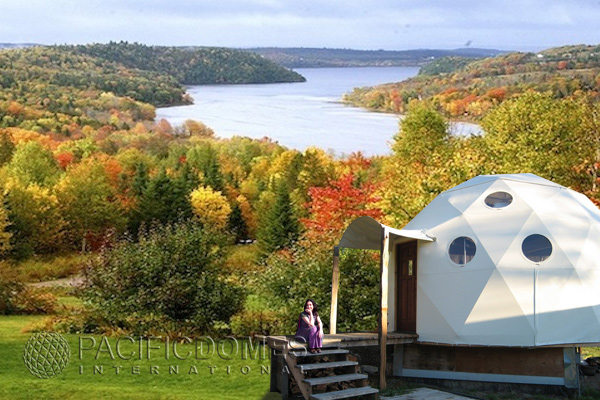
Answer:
xmin=261 ymin=332 xmax=418 ymax=351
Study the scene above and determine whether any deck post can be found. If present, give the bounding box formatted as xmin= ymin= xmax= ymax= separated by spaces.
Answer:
xmin=270 ymin=347 xmax=277 ymax=393
xmin=330 ymin=246 xmax=340 ymax=334
xmin=379 ymin=227 xmax=390 ymax=390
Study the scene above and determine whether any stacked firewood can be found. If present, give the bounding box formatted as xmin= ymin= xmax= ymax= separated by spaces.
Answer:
xmin=289 ymin=356 xmax=360 ymax=397
xmin=581 ymin=357 xmax=600 ymax=376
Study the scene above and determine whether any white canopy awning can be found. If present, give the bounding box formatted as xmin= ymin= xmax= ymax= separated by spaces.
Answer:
xmin=338 ymin=216 xmax=436 ymax=250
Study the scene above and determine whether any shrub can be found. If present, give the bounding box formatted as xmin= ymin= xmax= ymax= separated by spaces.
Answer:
xmin=14 ymin=287 xmax=57 ymax=314
xmin=0 ymin=271 xmax=57 ymax=315
xmin=0 ymin=275 xmax=22 ymax=315
xmin=81 ymin=222 xmax=245 ymax=336
xmin=230 ymin=310 xmax=284 ymax=336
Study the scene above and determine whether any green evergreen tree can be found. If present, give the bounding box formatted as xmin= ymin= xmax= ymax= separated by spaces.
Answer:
xmin=0 ymin=131 xmax=15 ymax=167
xmin=258 ymin=182 xmax=300 ymax=253
xmin=227 ymin=200 xmax=248 ymax=243
xmin=132 ymin=168 xmax=192 ymax=232
xmin=132 ymin=162 xmax=149 ymax=197
xmin=176 ymin=162 xmax=200 ymax=194
xmin=186 ymin=144 xmax=224 ymax=192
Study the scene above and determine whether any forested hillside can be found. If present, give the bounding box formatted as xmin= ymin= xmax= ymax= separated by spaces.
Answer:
xmin=344 ymin=44 xmax=600 ymax=119
xmin=0 ymin=43 xmax=304 ymax=135
xmin=246 ymin=47 xmax=505 ymax=68
xmin=75 ymin=42 xmax=305 ymax=84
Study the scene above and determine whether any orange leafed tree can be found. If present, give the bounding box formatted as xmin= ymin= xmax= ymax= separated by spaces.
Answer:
xmin=301 ymin=173 xmax=383 ymax=246
xmin=55 ymin=152 xmax=75 ymax=169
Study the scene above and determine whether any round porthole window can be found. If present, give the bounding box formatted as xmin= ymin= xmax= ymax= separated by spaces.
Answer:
xmin=522 ymin=234 xmax=552 ymax=262
xmin=449 ymin=237 xmax=476 ymax=265
xmin=484 ymin=191 xmax=513 ymax=208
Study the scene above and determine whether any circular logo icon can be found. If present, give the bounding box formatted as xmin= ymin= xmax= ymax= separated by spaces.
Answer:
xmin=23 ymin=332 xmax=70 ymax=379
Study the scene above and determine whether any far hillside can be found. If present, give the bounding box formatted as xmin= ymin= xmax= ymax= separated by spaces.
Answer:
xmin=343 ymin=44 xmax=600 ymax=119
xmin=75 ymin=42 xmax=305 ymax=85
xmin=0 ymin=43 xmax=37 ymax=49
xmin=0 ymin=42 xmax=305 ymax=134
xmin=245 ymin=47 xmax=506 ymax=68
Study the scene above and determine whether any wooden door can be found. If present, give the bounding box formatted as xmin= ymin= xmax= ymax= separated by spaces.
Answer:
xmin=396 ymin=241 xmax=417 ymax=332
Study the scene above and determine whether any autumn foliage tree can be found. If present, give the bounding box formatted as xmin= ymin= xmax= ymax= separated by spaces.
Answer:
xmin=0 ymin=131 xmax=15 ymax=167
xmin=189 ymin=185 xmax=232 ymax=230
xmin=482 ymin=92 xmax=600 ymax=204
xmin=381 ymin=103 xmax=452 ymax=227
xmin=0 ymin=196 xmax=11 ymax=255
xmin=3 ymin=180 xmax=66 ymax=257
xmin=6 ymin=141 xmax=61 ymax=187
xmin=302 ymin=173 xmax=383 ymax=246
xmin=56 ymin=158 xmax=126 ymax=251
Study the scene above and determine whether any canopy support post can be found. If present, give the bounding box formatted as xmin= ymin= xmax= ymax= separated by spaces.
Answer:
xmin=379 ymin=228 xmax=390 ymax=390
xmin=330 ymin=246 xmax=340 ymax=335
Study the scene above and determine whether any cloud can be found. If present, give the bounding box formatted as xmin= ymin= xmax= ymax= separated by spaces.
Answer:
xmin=1 ymin=0 xmax=599 ymax=50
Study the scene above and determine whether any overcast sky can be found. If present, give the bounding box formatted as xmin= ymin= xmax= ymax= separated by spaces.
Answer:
xmin=1 ymin=1 xmax=600 ymax=51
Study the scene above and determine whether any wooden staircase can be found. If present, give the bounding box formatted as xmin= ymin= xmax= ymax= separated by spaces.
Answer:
xmin=284 ymin=347 xmax=379 ymax=400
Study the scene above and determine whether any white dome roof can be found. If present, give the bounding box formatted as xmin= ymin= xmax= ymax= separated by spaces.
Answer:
xmin=405 ymin=173 xmax=600 ymax=346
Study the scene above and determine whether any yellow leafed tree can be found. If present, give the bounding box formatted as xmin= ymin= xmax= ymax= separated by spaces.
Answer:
xmin=236 ymin=194 xmax=257 ymax=237
xmin=190 ymin=186 xmax=231 ymax=230
xmin=3 ymin=179 xmax=66 ymax=254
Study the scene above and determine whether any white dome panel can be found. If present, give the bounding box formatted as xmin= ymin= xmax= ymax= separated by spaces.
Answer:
xmin=403 ymin=195 xmax=462 ymax=231
xmin=418 ymin=270 xmax=494 ymax=335
xmin=464 ymin=210 xmax=533 ymax=265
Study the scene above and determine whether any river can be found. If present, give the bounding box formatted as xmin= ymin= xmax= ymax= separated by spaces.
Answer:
xmin=156 ymin=67 xmax=481 ymax=156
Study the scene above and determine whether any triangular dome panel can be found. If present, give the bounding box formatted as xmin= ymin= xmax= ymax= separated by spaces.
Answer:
xmin=461 ymin=269 xmax=535 ymax=346
xmin=536 ymin=190 xmax=591 ymax=224
xmin=497 ymin=211 xmax=572 ymax=270
xmin=416 ymin=285 xmax=459 ymax=343
xmin=403 ymin=195 xmax=463 ymax=231
xmin=465 ymin=209 xmax=533 ymax=265
xmin=576 ymin=224 xmax=600 ymax=270
xmin=495 ymin=267 xmax=536 ymax=325
xmin=417 ymin=270 xmax=494 ymax=337
xmin=571 ymin=190 xmax=600 ymax=224
xmin=441 ymin=180 xmax=496 ymax=214
xmin=537 ymin=268 xmax=600 ymax=345
xmin=461 ymin=179 xmax=533 ymax=215
xmin=418 ymin=214 xmax=494 ymax=275
xmin=570 ymin=269 xmax=600 ymax=325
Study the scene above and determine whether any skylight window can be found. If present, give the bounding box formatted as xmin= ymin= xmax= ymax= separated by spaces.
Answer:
xmin=484 ymin=191 xmax=513 ymax=208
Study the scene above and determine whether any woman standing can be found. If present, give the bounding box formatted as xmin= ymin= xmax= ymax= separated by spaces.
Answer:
xmin=295 ymin=299 xmax=323 ymax=353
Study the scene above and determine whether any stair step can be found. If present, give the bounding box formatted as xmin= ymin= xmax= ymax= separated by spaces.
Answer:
xmin=303 ymin=373 xmax=368 ymax=386
xmin=309 ymin=386 xmax=379 ymax=400
xmin=291 ymin=349 xmax=349 ymax=358
xmin=298 ymin=360 xmax=358 ymax=372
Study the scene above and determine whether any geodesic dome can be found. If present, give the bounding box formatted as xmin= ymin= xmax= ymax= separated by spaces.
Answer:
xmin=405 ymin=173 xmax=600 ymax=346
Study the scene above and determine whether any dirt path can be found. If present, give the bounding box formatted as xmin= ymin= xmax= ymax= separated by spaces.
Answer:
xmin=28 ymin=275 xmax=84 ymax=288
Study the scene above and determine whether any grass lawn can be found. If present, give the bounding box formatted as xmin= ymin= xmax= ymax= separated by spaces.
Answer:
xmin=0 ymin=314 xmax=282 ymax=400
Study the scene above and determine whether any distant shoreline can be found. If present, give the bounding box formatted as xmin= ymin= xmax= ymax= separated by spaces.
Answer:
xmin=243 ymin=47 xmax=508 ymax=69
